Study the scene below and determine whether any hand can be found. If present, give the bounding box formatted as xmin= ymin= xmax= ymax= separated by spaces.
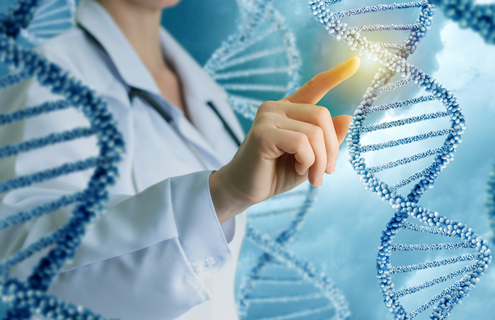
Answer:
xmin=210 ymin=56 xmax=361 ymax=224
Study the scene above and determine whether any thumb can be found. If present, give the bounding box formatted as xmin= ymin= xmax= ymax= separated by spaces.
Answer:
xmin=283 ymin=56 xmax=361 ymax=105
xmin=333 ymin=115 xmax=352 ymax=145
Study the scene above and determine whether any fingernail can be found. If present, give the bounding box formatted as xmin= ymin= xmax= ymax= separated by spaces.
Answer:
xmin=350 ymin=55 xmax=361 ymax=64
xmin=328 ymin=162 xmax=336 ymax=174
xmin=317 ymin=176 xmax=323 ymax=188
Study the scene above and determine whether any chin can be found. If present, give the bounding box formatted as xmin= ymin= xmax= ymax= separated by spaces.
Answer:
xmin=139 ymin=0 xmax=182 ymax=9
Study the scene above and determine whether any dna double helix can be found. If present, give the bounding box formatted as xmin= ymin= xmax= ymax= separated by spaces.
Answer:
xmin=0 ymin=0 xmax=123 ymax=319
xmin=238 ymin=188 xmax=351 ymax=320
xmin=429 ymin=0 xmax=495 ymax=44
xmin=205 ymin=0 xmax=351 ymax=319
xmin=309 ymin=0 xmax=491 ymax=319
xmin=204 ymin=0 xmax=301 ymax=120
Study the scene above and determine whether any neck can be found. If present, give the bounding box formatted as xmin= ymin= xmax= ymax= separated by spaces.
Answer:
xmin=97 ymin=0 xmax=165 ymax=72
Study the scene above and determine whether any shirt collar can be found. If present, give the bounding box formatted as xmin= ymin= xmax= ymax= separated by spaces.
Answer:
xmin=76 ymin=0 xmax=161 ymax=95
xmin=158 ymin=28 xmax=229 ymax=108
xmin=157 ymin=29 xmax=243 ymax=142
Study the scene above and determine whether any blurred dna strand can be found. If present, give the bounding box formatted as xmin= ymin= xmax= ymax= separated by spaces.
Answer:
xmin=205 ymin=0 xmax=351 ymax=319
xmin=429 ymin=0 xmax=495 ymax=44
xmin=0 ymin=0 xmax=123 ymax=319
xmin=204 ymin=0 xmax=301 ymax=120
xmin=237 ymin=186 xmax=351 ymax=320
xmin=17 ymin=0 xmax=76 ymax=45
xmin=309 ymin=0 xmax=491 ymax=319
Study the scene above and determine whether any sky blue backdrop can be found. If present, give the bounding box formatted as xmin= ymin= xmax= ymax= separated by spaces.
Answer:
xmin=162 ymin=1 xmax=495 ymax=319
xmin=1 ymin=0 xmax=494 ymax=319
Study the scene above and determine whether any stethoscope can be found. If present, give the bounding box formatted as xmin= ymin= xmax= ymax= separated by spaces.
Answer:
xmin=78 ymin=24 xmax=242 ymax=170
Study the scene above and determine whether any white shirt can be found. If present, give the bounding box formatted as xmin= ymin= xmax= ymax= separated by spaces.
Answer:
xmin=0 ymin=0 xmax=246 ymax=319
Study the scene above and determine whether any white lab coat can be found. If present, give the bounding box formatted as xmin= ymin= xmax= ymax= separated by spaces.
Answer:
xmin=0 ymin=0 xmax=247 ymax=319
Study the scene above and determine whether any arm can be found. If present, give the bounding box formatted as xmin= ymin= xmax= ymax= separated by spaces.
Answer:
xmin=0 ymin=45 xmax=233 ymax=320
xmin=2 ymin=171 xmax=226 ymax=320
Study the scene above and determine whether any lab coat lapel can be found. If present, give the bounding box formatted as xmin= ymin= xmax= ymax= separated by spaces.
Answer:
xmin=77 ymin=0 xmax=244 ymax=177
xmin=76 ymin=0 xmax=161 ymax=96
xmin=159 ymin=29 xmax=245 ymax=154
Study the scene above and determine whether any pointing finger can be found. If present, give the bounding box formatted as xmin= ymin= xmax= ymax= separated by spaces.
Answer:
xmin=283 ymin=56 xmax=360 ymax=105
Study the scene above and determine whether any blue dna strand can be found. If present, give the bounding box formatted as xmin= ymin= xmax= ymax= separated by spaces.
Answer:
xmin=429 ymin=0 xmax=495 ymax=44
xmin=309 ymin=0 xmax=491 ymax=319
xmin=17 ymin=0 xmax=76 ymax=45
xmin=486 ymin=164 xmax=495 ymax=247
xmin=238 ymin=185 xmax=351 ymax=320
xmin=204 ymin=0 xmax=301 ymax=120
xmin=0 ymin=0 xmax=123 ymax=319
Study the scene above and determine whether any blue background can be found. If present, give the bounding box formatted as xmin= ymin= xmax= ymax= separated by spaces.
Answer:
xmin=163 ymin=1 xmax=495 ymax=319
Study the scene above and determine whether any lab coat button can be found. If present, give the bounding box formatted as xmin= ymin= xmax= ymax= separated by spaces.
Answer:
xmin=202 ymin=256 xmax=217 ymax=271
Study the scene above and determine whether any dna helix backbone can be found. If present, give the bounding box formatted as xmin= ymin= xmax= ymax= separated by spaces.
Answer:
xmin=0 ymin=0 xmax=123 ymax=319
xmin=309 ymin=0 xmax=491 ymax=319
xmin=429 ymin=0 xmax=495 ymax=44
xmin=0 ymin=0 xmax=76 ymax=45
xmin=204 ymin=0 xmax=302 ymax=120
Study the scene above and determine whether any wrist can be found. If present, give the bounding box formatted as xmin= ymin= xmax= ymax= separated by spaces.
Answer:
xmin=209 ymin=168 xmax=252 ymax=224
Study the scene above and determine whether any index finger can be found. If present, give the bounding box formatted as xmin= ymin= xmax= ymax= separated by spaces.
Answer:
xmin=283 ymin=56 xmax=361 ymax=105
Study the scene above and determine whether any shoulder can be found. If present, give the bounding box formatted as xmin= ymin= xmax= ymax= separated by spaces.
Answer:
xmin=34 ymin=28 xmax=116 ymax=95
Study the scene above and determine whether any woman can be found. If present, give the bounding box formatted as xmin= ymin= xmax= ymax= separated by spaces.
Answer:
xmin=0 ymin=0 xmax=360 ymax=319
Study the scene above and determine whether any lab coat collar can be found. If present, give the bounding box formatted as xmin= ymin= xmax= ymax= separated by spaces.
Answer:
xmin=76 ymin=0 xmax=244 ymax=160
xmin=159 ymin=29 xmax=228 ymax=111
xmin=158 ymin=29 xmax=245 ymax=147
xmin=76 ymin=0 xmax=162 ymax=96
